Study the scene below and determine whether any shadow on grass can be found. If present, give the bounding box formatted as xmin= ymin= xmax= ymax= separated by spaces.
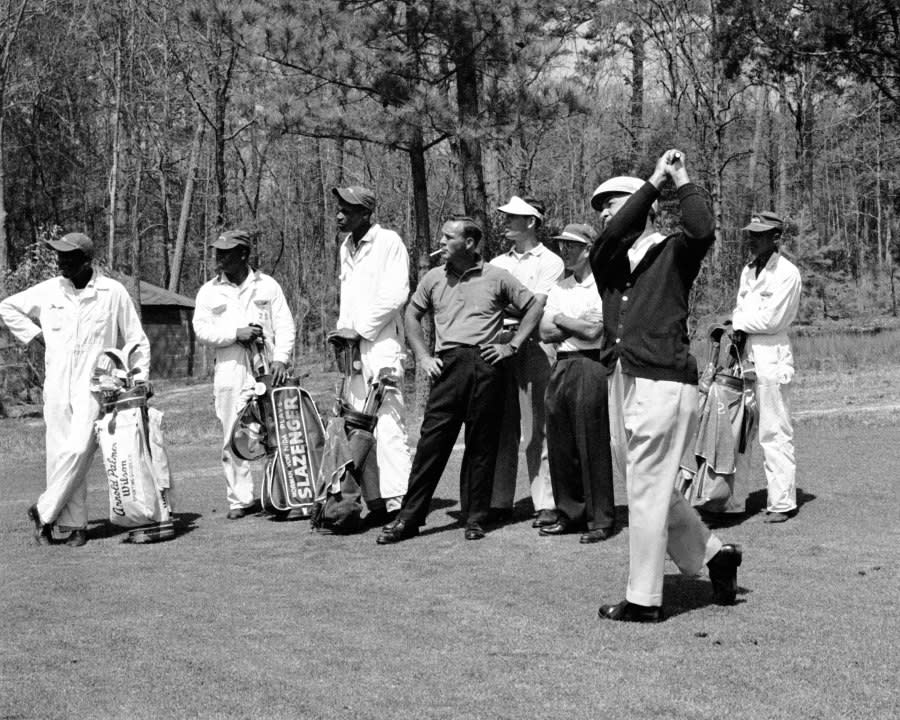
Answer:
xmin=698 ymin=487 xmax=817 ymax=529
xmin=746 ymin=486 xmax=817 ymax=515
xmin=662 ymin=573 xmax=748 ymax=619
xmin=85 ymin=512 xmax=201 ymax=542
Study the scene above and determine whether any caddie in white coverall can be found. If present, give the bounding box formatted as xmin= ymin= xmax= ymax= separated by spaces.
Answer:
xmin=732 ymin=211 xmax=802 ymax=523
xmin=193 ymin=229 xmax=295 ymax=519
xmin=0 ymin=232 xmax=150 ymax=547
xmin=332 ymin=185 xmax=411 ymax=521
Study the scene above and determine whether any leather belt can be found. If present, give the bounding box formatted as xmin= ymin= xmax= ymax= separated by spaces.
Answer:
xmin=556 ymin=349 xmax=602 ymax=361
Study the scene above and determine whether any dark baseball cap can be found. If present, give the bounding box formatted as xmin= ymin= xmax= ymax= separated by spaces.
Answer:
xmin=552 ymin=223 xmax=598 ymax=245
xmin=211 ymin=229 xmax=252 ymax=249
xmin=47 ymin=232 xmax=94 ymax=255
xmin=742 ymin=211 xmax=784 ymax=233
xmin=332 ymin=186 xmax=376 ymax=211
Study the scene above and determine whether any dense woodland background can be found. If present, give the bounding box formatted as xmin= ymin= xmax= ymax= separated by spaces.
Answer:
xmin=1 ymin=0 xmax=899 ymax=355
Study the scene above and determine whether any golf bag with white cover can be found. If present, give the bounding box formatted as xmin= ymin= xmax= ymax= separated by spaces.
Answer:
xmin=93 ymin=344 xmax=176 ymax=542
xmin=678 ymin=324 xmax=757 ymax=514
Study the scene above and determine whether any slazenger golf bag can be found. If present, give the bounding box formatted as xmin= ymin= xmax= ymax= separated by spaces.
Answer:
xmin=310 ymin=334 xmax=397 ymax=534
xmin=229 ymin=336 xmax=325 ymax=518
xmin=93 ymin=345 xmax=175 ymax=542
xmin=678 ymin=325 xmax=757 ymax=514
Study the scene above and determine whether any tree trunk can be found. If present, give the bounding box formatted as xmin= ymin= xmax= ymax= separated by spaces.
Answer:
xmin=169 ymin=113 xmax=205 ymax=293
xmin=451 ymin=9 xmax=490 ymax=243
xmin=130 ymin=146 xmax=144 ymax=319
xmin=0 ymin=0 xmax=30 ymax=296
xmin=107 ymin=41 xmax=123 ymax=267
xmin=628 ymin=20 xmax=645 ymax=175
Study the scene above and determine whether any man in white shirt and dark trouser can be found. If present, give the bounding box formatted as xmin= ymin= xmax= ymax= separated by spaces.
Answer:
xmin=332 ymin=185 xmax=411 ymax=520
xmin=539 ymin=223 xmax=615 ymax=544
xmin=489 ymin=195 xmax=564 ymax=528
xmin=1 ymin=232 xmax=150 ymax=547
xmin=732 ymin=211 xmax=802 ymax=523
xmin=193 ymin=229 xmax=295 ymax=519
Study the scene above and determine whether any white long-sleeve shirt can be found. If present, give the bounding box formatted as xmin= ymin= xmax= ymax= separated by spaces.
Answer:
xmin=337 ymin=224 xmax=409 ymax=345
xmin=193 ymin=269 xmax=295 ymax=375
xmin=0 ymin=271 xmax=150 ymax=403
xmin=732 ymin=251 xmax=802 ymax=382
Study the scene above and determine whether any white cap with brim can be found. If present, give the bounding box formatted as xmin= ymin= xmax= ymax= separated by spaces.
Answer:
xmin=47 ymin=232 xmax=94 ymax=255
xmin=591 ymin=176 xmax=658 ymax=213
xmin=497 ymin=196 xmax=543 ymax=219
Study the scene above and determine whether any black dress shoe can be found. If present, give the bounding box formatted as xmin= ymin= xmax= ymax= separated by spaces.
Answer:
xmin=579 ymin=527 xmax=612 ymax=544
xmin=376 ymin=519 xmax=419 ymax=544
xmin=65 ymin=529 xmax=88 ymax=547
xmin=226 ymin=499 xmax=261 ymax=520
xmin=597 ymin=600 xmax=664 ymax=623
xmin=464 ymin=522 xmax=485 ymax=541
xmin=707 ymin=543 xmax=743 ymax=605
xmin=538 ymin=518 xmax=572 ymax=536
xmin=27 ymin=504 xmax=52 ymax=546
xmin=532 ymin=509 xmax=558 ymax=528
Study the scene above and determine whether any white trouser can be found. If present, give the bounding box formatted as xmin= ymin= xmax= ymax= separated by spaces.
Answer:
xmin=37 ymin=393 xmax=101 ymax=530
xmin=215 ymin=380 xmax=256 ymax=510
xmin=608 ymin=364 xmax=722 ymax=607
xmin=344 ymin=336 xmax=410 ymax=510
xmin=490 ymin=340 xmax=554 ymax=511
xmin=751 ymin=373 xmax=796 ymax=513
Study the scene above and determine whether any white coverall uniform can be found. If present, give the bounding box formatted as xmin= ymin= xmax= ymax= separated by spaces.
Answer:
xmin=0 ymin=272 xmax=150 ymax=530
xmin=732 ymin=251 xmax=802 ymax=513
xmin=488 ymin=243 xmax=563 ymax=512
xmin=193 ymin=270 xmax=295 ymax=510
xmin=337 ymin=223 xmax=411 ymax=507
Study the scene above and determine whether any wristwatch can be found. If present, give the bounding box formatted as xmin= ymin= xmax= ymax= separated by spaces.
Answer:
xmin=508 ymin=342 xmax=519 ymax=354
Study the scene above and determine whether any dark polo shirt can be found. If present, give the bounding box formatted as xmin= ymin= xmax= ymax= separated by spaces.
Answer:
xmin=589 ymin=182 xmax=715 ymax=384
xmin=411 ymin=257 xmax=534 ymax=353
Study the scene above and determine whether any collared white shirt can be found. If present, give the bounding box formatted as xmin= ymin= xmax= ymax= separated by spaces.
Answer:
xmin=627 ymin=231 xmax=666 ymax=272
xmin=489 ymin=242 xmax=564 ymax=297
xmin=0 ymin=271 xmax=150 ymax=403
xmin=732 ymin=252 xmax=801 ymax=336
xmin=338 ymin=223 xmax=409 ymax=344
xmin=193 ymin=268 xmax=295 ymax=368
xmin=544 ymin=272 xmax=604 ymax=352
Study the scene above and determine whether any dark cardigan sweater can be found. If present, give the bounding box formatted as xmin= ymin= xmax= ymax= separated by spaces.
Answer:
xmin=589 ymin=181 xmax=716 ymax=384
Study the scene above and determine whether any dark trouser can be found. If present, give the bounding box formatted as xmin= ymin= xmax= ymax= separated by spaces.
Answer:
xmin=398 ymin=347 xmax=506 ymax=528
xmin=545 ymin=352 xmax=615 ymax=531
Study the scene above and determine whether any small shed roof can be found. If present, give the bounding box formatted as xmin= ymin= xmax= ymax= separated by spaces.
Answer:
xmin=138 ymin=281 xmax=195 ymax=308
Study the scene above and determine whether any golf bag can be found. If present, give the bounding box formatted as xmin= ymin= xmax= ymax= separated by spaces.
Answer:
xmin=679 ymin=325 xmax=757 ymax=514
xmin=93 ymin=345 xmax=175 ymax=537
xmin=229 ymin=336 xmax=325 ymax=518
xmin=260 ymin=380 xmax=326 ymax=516
xmin=310 ymin=334 xmax=396 ymax=534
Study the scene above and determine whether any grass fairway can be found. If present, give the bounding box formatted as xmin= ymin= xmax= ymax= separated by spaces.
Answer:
xmin=1 ymin=375 xmax=898 ymax=720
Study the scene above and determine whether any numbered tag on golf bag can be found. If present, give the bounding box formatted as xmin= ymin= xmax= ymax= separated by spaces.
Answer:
xmin=260 ymin=381 xmax=325 ymax=517
xmin=95 ymin=392 xmax=174 ymax=528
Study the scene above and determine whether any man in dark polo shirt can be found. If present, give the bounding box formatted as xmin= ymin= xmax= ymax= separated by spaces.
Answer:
xmin=589 ymin=149 xmax=743 ymax=622
xmin=376 ymin=216 xmax=542 ymax=544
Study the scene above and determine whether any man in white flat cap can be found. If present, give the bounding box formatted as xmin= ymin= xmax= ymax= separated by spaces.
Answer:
xmin=0 ymin=231 xmax=150 ymax=547
xmin=732 ymin=211 xmax=802 ymax=523
xmin=489 ymin=195 xmax=563 ymax=529
xmin=589 ymin=150 xmax=742 ymax=623
xmin=331 ymin=185 xmax=411 ymax=523
xmin=193 ymin=229 xmax=295 ymax=519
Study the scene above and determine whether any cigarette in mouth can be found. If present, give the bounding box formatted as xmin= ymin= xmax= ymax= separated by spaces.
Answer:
xmin=429 ymin=249 xmax=443 ymax=257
